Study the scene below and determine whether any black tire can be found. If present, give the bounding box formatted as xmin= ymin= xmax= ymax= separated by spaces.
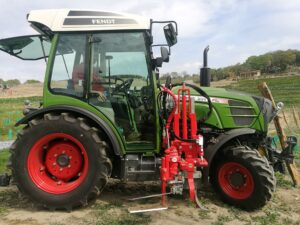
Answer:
xmin=10 ymin=112 xmax=112 ymax=210
xmin=210 ymin=145 xmax=275 ymax=210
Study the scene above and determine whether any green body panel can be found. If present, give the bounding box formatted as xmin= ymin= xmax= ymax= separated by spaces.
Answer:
xmin=189 ymin=87 xmax=266 ymax=132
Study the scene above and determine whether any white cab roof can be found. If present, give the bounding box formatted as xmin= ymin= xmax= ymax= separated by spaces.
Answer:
xmin=27 ymin=9 xmax=150 ymax=33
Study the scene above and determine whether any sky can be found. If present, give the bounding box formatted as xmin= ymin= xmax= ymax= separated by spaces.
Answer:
xmin=0 ymin=0 xmax=300 ymax=82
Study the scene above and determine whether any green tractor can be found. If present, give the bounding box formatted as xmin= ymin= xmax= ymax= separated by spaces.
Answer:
xmin=0 ymin=9 xmax=276 ymax=210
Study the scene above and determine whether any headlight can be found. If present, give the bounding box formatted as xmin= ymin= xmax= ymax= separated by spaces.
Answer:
xmin=253 ymin=96 xmax=274 ymax=124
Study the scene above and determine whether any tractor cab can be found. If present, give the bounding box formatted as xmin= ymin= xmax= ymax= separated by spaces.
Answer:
xmin=0 ymin=9 xmax=177 ymax=150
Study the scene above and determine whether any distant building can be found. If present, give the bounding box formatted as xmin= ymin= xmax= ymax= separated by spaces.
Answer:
xmin=238 ymin=70 xmax=261 ymax=79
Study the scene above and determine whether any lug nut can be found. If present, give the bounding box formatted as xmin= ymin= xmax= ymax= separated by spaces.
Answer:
xmin=40 ymin=166 xmax=45 ymax=172
xmin=53 ymin=163 xmax=56 ymax=166
xmin=62 ymin=151 xmax=65 ymax=154
xmin=68 ymin=165 xmax=71 ymax=168
xmin=54 ymin=154 xmax=58 ymax=157
xmin=78 ymin=173 xmax=81 ymax=177
xmin=59 ymin=168 xmax=63 ymax=171
xmin=57 ymin=181 xmax=62 ymax=185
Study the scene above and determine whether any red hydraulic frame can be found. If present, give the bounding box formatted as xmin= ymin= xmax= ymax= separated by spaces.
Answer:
xmin=160 ymin=83 xmax=208 ymax=206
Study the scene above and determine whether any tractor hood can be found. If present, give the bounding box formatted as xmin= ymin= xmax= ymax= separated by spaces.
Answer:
xmin=187 ymin=86 xmax=273 ymax=132
xmin=189 ymin=86 xmax=256 ymax=104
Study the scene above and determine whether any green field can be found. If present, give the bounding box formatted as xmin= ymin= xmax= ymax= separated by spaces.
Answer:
xmin=0 ymin=150 xmax=9 ymax=173
xmin=0 ymin=96 xmax=41 ymax=141
xmin=223 ymin=75 xmax=300 ymax=107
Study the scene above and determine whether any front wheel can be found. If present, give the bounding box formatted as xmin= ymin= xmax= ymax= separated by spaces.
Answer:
xmin=210 ymin=146 xmax=275 ymax=210
xmin=10 ymin=113 xmax=112 ymax=210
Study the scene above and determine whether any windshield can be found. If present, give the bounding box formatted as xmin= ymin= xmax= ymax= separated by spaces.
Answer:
xmin=0 ymin=35 xmax=51 ymax=60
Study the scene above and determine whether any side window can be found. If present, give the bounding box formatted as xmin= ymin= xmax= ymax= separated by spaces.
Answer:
xmin=50 ymin=34 xmax=86 ymax=97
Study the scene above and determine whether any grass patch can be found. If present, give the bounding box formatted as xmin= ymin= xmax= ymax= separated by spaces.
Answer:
xmin=251 ymin=209 xmax=280 ymax=225
xmin=86 ymin=201 xmax=150 ymax=225
xmin=213 ymin=214 xmax=233 ymax=225
xmin=0 ymin=149 xmax=10 ymax=173
xmin=0 ymin=206 xmax=8 ymax=216
xmin=275 ymin=172 xmax=294 ymax=188
xmin=97 ymin=214 xmax=150 ymax=225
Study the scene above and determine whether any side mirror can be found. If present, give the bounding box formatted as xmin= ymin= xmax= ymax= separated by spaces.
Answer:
xmin=164 ymin=23 xmax=177 ymax=46
xmin=153 ymin=47 xmax=169 ymax=68
xmin=161 ymin=46 xmax=169 ymax=62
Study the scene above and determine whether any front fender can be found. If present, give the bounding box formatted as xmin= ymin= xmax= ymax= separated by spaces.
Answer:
xmin=205 ymin=128 xmax=257 ymax=165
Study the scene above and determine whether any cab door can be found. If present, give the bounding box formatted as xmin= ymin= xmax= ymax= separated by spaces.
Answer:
xmin=88 ymin=32 xmax=157 ymax=152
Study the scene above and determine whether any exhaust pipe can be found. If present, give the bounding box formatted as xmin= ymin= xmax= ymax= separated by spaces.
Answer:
xmin=200 ymin=46 xmax=210 ymax=87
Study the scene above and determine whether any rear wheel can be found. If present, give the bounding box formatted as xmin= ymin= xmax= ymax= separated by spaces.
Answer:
xmin=10 ymin=113 xmax=112 ymax=210
xmin=210 ymin=145 xmax=275 ymax=210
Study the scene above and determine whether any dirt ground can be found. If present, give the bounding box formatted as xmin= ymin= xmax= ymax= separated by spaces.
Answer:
xmin=0 ymin=180 xmax=300 ymax=225
xmin=0 ymin=83 xmax=43 ymax=98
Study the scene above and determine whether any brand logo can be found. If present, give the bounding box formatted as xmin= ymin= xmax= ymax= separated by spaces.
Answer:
xmin=91 ymin=19 xmax=115 ymax=25
xmin=190 ymin=96 xmax=229 ymax=104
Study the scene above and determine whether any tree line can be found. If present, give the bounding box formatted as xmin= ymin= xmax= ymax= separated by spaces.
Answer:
xmin=161 ymin=49 xmax=300 ymax=82
xmin=0 ymin=79 xmax=40 ymax=87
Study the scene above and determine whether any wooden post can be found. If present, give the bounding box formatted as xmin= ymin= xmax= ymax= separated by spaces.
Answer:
xmin=258 ymin=82 xmax=300 ymax=187
xmin=282 ymin=109 xmax=289 ymax=128
xmin=292 ymin=106 xmax=300 ymax=130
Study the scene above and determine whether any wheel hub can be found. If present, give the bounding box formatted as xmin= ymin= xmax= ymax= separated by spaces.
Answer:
xmin=45 ymin=141 xmax=84 ymax=181
xmin=218 ymin=162 xmax=254 ymax=200
xmin=229 ymin=172 xmax=245 ymax=188
xmin=57 ymin=154 xmax=70 ymax=167
xmin=27 ymin=133 xmax=89 ymax=195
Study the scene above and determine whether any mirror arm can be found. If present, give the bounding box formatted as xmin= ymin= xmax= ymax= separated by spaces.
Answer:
xmin=150 ymin=20 xmax=178 ymax=35
xmin=151 ymin=44 xmax=171 ymax=55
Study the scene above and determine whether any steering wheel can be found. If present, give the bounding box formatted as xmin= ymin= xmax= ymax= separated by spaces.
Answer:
xmin=113 ymin=78 xmax=134 ymax=94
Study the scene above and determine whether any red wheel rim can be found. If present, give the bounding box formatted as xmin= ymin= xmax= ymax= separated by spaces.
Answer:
xmin=27 ymin=133 xmax=88 ymax=194
xmin=218 ymin=162 xmax=254 ymax=200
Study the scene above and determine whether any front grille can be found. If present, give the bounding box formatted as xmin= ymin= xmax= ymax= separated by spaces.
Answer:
xmin=228 ymin=100 xmax=256 ymax=126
